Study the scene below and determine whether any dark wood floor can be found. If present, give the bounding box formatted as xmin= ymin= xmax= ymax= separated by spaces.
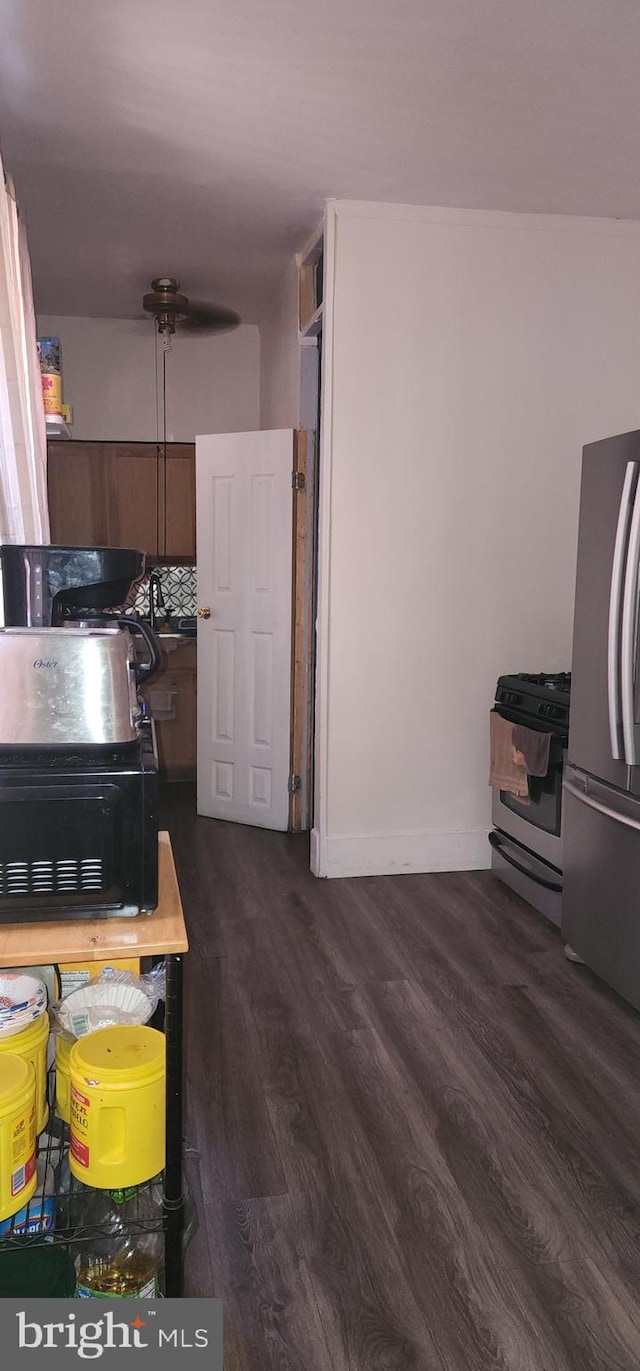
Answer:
xmin=162 ymin=785 xmax=640 ymax=1370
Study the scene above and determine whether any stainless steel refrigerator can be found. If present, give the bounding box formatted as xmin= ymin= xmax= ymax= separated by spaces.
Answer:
xmin=563 ymin=429 xmax=640 ymax=1010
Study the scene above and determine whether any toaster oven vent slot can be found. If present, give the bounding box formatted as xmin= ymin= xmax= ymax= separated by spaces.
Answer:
xmin=0 ymin=858 xmax=104 ymax=897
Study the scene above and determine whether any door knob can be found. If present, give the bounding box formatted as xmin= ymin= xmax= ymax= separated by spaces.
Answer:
xmin=197 ymin=606 xmax=212 ymax=619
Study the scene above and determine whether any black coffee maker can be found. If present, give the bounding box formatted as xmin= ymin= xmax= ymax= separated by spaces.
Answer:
xmin=0 ymin=545 xmax=160 ymax=923
xmin=2 ymin=541 xmax=156 ymax=639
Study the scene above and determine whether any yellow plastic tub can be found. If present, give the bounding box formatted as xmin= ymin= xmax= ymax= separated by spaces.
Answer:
xmin=0 ymin=1055 xmax=37 ymax=1221
xmin=55 ymin=1035 xmax=72 ymax=1124
xmin=0 ymin=1012 xmax=49 ymax=1135
xmin=69 ymin=1026 xmax=165 ymax=1189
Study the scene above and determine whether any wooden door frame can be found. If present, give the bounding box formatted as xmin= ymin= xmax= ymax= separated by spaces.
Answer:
xmin=289 ymin=429 xmax=318 ymax=831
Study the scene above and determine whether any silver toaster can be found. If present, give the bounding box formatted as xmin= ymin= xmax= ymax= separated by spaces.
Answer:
xmin=0 ymin=628 xmax=140 ymax=747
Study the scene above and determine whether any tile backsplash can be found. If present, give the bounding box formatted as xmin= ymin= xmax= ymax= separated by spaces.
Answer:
xmin=132 ymin=565 xmax=197 ymax=618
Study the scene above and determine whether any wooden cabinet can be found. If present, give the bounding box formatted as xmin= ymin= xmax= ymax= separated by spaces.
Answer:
xmin=164 ymin=446 xmax=196 ymax=560
xmin=139 ymin=639 xmax=197 ymax=779
xmin=47 ymin=442 xmax=110 ymax=547
xmin=103 ymin=444 xmax=160 ymax=554
xmin=47 ymin=441 xmax=196 ymax=561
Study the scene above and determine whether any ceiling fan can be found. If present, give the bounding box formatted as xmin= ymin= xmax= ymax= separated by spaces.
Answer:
xmin=143 ymin=276 xmax=240 ymax=554
xmin=142 ymin=277 xmax=240 ymax=336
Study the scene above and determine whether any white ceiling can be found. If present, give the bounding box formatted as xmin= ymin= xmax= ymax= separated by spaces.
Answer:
xmin=2 ymin=0 xmax=640 ymax=323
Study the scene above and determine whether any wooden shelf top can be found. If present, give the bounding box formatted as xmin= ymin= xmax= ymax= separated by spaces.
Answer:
xmin=0 ymin=833 xmax=188 ymax=968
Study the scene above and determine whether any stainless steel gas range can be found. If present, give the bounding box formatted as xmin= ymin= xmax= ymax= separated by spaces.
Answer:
xmin=490 ymin=672 xmax=571 ymax=927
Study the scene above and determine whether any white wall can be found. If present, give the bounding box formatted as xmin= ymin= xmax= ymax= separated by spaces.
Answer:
xmin=259 ymin=261 xmax=300 ymax=429
xmin=38 ymin=315 xmax=260 ymax=442
xmin=313 ymin=201 xmax=640 ymax=877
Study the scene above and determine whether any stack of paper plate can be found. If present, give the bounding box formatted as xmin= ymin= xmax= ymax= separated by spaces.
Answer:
xmin=0 ymin=974 xmax=48 ymax=1039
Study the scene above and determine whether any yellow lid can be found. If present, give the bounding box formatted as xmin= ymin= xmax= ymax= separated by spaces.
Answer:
xmin=0 ymin=1053 xmax=32 ymax=1101
xmin=71 ymin=1026 xmax=165 ymax=1084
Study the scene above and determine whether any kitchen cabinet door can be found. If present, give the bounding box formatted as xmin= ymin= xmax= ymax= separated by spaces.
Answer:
xmin=163 ymin=445 xmax=196 ymax=560
xmin=48 ymin=440 xmax=196 ymax=560
xmin=153 ymin=667 xmax=196 ymax=776
xmin=47 ymin=442 xmax=110 ymax=546
xmin=139 ymin=640 xmax=197 ymax=778
xmin=104 ymin=444 xmax=160 ymax=557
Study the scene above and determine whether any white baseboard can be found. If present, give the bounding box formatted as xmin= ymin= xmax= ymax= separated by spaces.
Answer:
xmin=309 ymin=827 xmax=321 ymax=875
xmin=310 ymin=828 xmax=490 ymax=878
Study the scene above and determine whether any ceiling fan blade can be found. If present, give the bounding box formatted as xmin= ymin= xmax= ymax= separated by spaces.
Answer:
xmin=179 ymin=300 xmax=241 ymax=334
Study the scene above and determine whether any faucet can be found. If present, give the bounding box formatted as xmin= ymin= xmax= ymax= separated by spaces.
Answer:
xmin=148 ymin=569 xmax=167 ymax=630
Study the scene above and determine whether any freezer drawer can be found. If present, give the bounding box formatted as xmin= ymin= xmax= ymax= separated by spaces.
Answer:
xmin=562 ymin=768 xmax=640 ymax=1011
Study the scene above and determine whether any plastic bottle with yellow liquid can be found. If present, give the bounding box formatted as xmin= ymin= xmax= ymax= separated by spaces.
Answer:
xmin=69 ymin=1178 xmax=164 ymax=1298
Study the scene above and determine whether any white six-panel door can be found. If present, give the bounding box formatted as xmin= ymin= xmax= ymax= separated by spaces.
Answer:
xmin=196 ymin=430 xmax=293 ymax=830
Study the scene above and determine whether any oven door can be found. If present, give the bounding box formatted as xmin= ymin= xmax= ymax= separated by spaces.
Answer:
xmin=492 ymin=713 xmax=565 ymax=868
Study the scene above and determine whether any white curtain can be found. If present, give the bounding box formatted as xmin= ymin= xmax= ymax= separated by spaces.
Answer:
xmin=0 ymin=157 xmax=50 ymax=544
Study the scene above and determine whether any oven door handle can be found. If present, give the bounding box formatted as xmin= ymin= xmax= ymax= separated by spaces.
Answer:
xmin=608 ymin=461 xmax=637 ymax=760
xmin=488 ymin=830 xmax=563 ymax=892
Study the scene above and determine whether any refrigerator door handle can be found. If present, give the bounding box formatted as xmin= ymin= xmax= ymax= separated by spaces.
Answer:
xmin=620 ymin=468 xmax=640 ymax=766
xmin=563 ymin=779 xmax=640 ymax=833
xmin=608 ymin=461 xmax=637 ymax=759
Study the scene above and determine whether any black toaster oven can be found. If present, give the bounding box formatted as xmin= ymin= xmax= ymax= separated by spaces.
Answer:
xmin=0 ymin=727 xmax=158 ymax=923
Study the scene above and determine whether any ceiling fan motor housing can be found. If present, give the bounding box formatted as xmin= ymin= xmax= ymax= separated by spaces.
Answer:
xmin=143 ymin=278 xmax=190 ymax=333
xmin=142 ymin=276 xmax=241 ymax=335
